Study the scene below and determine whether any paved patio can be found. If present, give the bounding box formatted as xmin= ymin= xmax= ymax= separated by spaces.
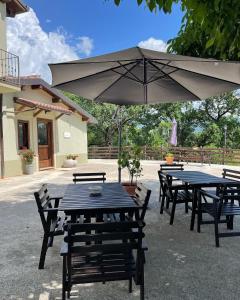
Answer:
xmin=1 ymin=159 xmax=240 ymax=300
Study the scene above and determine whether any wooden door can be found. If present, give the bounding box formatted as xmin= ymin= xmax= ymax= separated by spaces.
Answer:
xmin=37 ymin=119 xmax=53 ymax=169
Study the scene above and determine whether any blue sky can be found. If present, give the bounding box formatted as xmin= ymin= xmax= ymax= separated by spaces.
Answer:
xmin=23 ymin=0 xmax=183 ymax=56
xmin=7 ymin=0 xmax=183 ymax=82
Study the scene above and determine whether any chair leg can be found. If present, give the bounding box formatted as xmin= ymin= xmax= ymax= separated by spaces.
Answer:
xmin=39 ymin=234 xmax=49 ymax=269
xmin=166 ymin=197 xmax=170 ymax=209
xmin=227 ymin=215 xmax=234 ymax=230
xmin=185 ymin=200 xmax=188 ymax=213
xmin=170 ymin=199 xmax=176 ymax=225
xmin=197 ymin=193 xmax=202 ymax=233
xmin=62 ymin=257 xmax=66 ymax=300
xmin=159 ymin=186 xmax=162 ymax=202
xmin=62 ymin=289 xmax=66 ymax=300
xmin=49 ymin=235 xmax=54 ymax=247
xmin=160 ymin=195 xmax=165 ymax=214
xmin=197 ymin=208 xmax=202 ymax=233
xmin=129 ymin=278 xmax=132 ymax=293
xmin=140 ymin=273 xmax=144 ymax=300
xmin=214 ymin=217 xmax=220 ymax=247
xmin=190 ymin=189 xmax=197 ymax=231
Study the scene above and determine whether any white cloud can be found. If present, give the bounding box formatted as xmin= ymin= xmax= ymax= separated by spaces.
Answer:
xmin=138 ymin=37 xmax=167 ymax=52
xmin=76 ymin=36 xmax=94 ymax=56
xmin=6 ymin=8 xmax=93 ymax=83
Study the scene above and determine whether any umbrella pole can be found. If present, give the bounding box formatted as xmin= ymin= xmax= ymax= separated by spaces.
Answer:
xmin=118 ymin=105 xmax=122 ymax=183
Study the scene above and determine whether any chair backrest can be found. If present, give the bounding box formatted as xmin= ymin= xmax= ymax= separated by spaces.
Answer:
xmin=133 ymin=183 xmax=151 ymax=220
xmin=160 ymin=163 xmax=184 ymax=171
xmin=34 ymin=184 xmax=56 ymax=233
xmin=64 ymin=221 xmax=144 ymax=256
xmin=72 ymin=172 xmax=106 ymax=184
xmin=219 ymin=187 xmax=240 ymax=210
xmin=222 ymin=169 xmax=240 ymax=182
xmin=158 ymin=171 xmax=173 ymax=198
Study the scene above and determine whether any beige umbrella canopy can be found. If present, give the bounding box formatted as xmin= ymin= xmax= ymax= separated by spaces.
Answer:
xmin=49 ymin=47 xmax=240 ymax=105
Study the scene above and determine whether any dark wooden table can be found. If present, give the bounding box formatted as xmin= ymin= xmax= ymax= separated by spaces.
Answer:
xmin=166 ymin=171 xmax=238 ymax=231
xmin=58 ymin=182 xmax=140 ymax=220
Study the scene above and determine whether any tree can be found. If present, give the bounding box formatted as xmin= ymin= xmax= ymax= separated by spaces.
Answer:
xmin=191 ymin=92 xmax=240 ymax=147
xmin=112 ymin=0 xmax=240 ymax=60
xmin=66 ymin=93 xmax=144 ymax=146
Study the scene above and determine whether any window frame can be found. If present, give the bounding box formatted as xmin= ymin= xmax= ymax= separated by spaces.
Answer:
xmin=17 ymin=120 xmax=30 ymax=150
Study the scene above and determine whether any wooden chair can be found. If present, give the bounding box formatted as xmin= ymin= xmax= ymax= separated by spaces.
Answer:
xmin=132 ymin=183 xmax=151 ymax=221
xmin=160 ymin=163 xmax=184 ymax=172
xmin=159 ymin=164 xmax=184 ymax=202
xmin=199 ymin=187 xmax=240 ymax=247
xmin=61 ymin=221 xmax=147 ymax=300
xmin=103 ymin=183 xmax=151 ymax=223
xmin=158 ymin=171 xmax=192 ymax=224
xmin=34 ymin=184 xmax=68 ymax=269
xmin=72 ymin=172 xmax=106 ymax=183
xmin=222 ymin=169 xmax=240 ymax=182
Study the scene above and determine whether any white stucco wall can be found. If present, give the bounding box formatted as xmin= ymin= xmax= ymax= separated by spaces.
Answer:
xmin=57 ymin=113 xmax=88 ymax=155
xmin=1 ymin=86 xmax=89 ymax=176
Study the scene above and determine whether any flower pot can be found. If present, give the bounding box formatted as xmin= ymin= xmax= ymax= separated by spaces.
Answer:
xmin=24 ymin=163 xmax=34 ymax=175
xmin=165 ymin=156 xmax=174 ymax=164
xmin=62 ymin=159 xmax=77 ymax=168
xmin=122 ymin=182 xmax=137 ymax=196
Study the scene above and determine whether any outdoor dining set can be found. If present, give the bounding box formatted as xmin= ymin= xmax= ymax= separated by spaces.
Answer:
xmin=34 ymin=166 xmax=240 ymax=300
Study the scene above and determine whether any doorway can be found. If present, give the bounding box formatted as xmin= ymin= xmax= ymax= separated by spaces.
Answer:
xmin=37 ymin=119 xmax=54 ymax=169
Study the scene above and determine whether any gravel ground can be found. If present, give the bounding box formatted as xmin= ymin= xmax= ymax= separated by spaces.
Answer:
xmin=0 ymin=160 xmax=240 ymax=300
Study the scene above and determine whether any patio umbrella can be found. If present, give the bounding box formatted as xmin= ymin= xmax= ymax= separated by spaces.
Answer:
xmin=169 ymin=119 xmax=177 ymax=146
xmin=49 ymin=47 xmax=240 ymax=181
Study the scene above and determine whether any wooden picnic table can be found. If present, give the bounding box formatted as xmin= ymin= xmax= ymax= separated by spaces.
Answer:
xmin=166 ymin=171 xmax=239 ymax=231
xmin=58 ymin=182 xmax=140 ymax=220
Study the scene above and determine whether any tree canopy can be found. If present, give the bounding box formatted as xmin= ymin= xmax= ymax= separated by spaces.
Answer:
xmin=70 ymin=1 xmax=240 ymax=149
xmin=112 ymin=0 xmax=240 ymax=60
xmin=68 ymin=92 xmax=240 ymax=149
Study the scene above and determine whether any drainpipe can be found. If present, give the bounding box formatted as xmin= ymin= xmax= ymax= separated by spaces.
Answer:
xmin=0 ymin=94 xmax=4 ymax=178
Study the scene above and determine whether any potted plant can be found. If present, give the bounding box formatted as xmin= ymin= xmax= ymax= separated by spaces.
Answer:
xmin=63 ymin=154 xmax=78 ymax=168
xmin=21 ymin=150 xmax=35 ymax=175
xmin=118 ymin=146 xmax=143 ymax=196
xmin=165 ymin=152 xmax=174 ymax=164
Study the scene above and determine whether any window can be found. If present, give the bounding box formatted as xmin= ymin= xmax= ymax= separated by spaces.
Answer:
xmin=18 ymin=120 xmax=29 ymax=150
xmin=37 ymin=121 xmax=48 ymax=145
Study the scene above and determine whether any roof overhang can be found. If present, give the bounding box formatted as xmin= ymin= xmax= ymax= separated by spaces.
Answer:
xmin=1 ymin=0 xmax=28 ymax=17
xmin=19 ymin=76 xmax=97 ymax=123
xmin=14 ymin=97 xmax=72 ymax=115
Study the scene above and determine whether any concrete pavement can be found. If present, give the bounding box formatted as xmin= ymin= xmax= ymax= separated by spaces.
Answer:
xmin=0 ymin=160 xmax=240 ymax=299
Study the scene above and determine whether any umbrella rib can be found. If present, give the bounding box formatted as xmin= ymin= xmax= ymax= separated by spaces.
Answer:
xmin=147 ymin=60 xmax=172 ymax=82
xmin=94 ymin=62 xmax=140 ymax=101
xmin=112 ymin=70 xmax=142 ymax=84
xmin=152 ymin=60 xmax=240 ymax=86
xmin=147 ymin=69 xmax=179 ymax=84
xmin=148 ymin=61 xmax=202 ymax=100
xmin=52 ymin=61 xmax=137 ymax=88
xmin=117 ymin=61 xmax=143 ymax=83
xmin=137 ymin=47 xmax=145 ymax=59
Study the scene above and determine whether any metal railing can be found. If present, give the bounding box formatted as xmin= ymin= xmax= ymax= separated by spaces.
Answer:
xmin=0 ymin=49 xmax=20 ymax=86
